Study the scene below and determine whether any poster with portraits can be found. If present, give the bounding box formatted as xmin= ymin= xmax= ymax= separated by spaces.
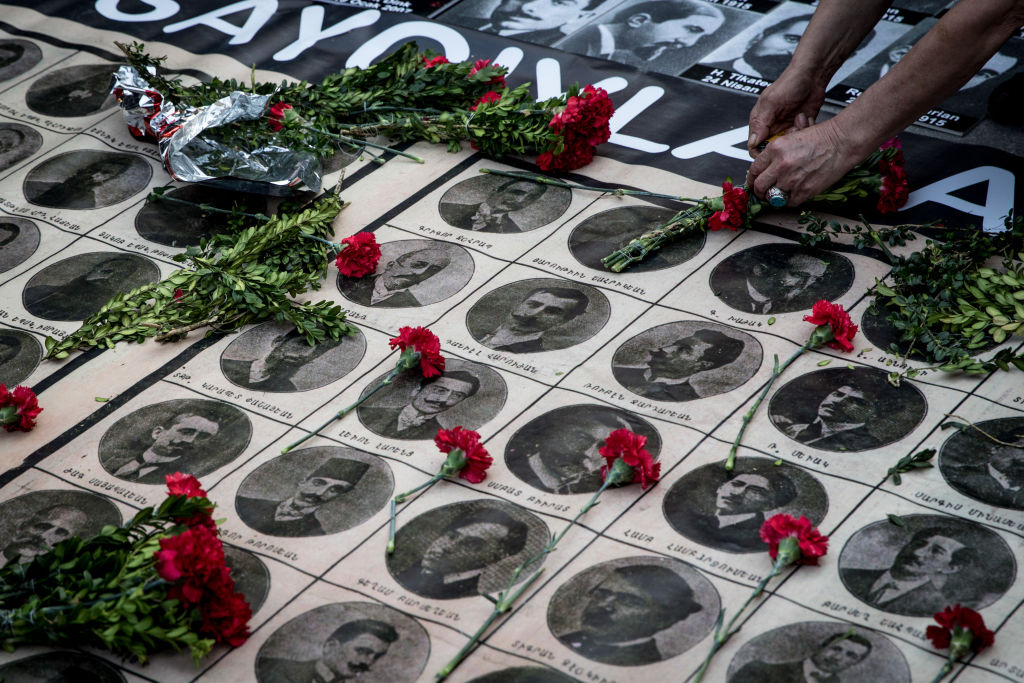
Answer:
xmin=1 ymin=3 xmax=1024 ymax=683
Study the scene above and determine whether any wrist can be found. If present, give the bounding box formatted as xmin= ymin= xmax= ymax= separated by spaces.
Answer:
xmin=823 ymin=113 xmax=877 ymax=166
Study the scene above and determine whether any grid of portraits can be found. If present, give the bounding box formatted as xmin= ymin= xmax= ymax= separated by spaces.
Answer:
xmin=3 ymin=17 xmax=1024 ymax=683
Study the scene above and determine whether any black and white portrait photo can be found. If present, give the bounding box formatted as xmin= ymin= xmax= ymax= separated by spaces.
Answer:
xmin=548 ymin=555 xmax=720 ymax=666
xmin=568 ymin=205 xmax=706 ymax=272
xmin=505 ymin=404 xmax=661 ymax=495
xmin=558 ymin=0 xmax=727 ymax=73
xmin=0 ymin=489 xmax=122 ymax=569
xmin=134 ymin=184 xmax=266 ymax=247
xmin=0 ymin=651 xmax=126 ymax=683
xmin=236 ymin=446 xmax=393 ymax=538
xmin=223 ymin=544 xmax=271 ymax=614
xmin=21 ymin=251 xmax=160 ymax=322
xmin=939 ymin=417 xmax=1024 ymax=510
xmin=442 ymin=0 xmax=608 ymax=45
xmin=0 ymin=122 xmax=43 ymax=173
xmin=612 ymin=321 xmax=761 ymax=402
xmin=438 ymin=174 xmax=572 ymax=234
xmin=24 ymin=150 xmax=152 ymax=210
xmin=256 ymin=601 xmax=430 ymax=683
xmin=98 ymin=398 xmax=252 ymax=484
xmin=24 ymin=63 xmax=118 ymax=117
xmin=0 ymin=329 xmax=42 ymax=386
xmin=839 ymin=514 xmax=1015 ymax=616
xmin=710 ymin=243 xmax=856 ymax=316
xmin=221 ymin=322 xmax=366 ymax=393
xmin=0 ymin=39 xmax=42 ymax=83
xmin=468 ymin=667 xmax=580 ymax=683
xmin=700 ymin=4 xmax=821 ymax=82
xmin=663 ymin=457 xmax=828 ymax=553
xmin=337 ymin=239 xmax=474 ymax=308
xmin=768 ymin=367 xmax=927 ymax=453
xmin=726 ymin=621 xmax=911 ymax=683
xmin=467 ymin=278 xmax=610 ymax=353
xmin=0 ymin=217 xmax=40 ymax=273
xmin=357 ymin=359 xmax=506 ymax=440
xmin=387 ymin=499 xmax=548 ymax=600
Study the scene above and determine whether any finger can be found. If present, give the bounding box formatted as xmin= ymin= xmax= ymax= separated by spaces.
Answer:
xmin=794 ymin=113 xmax=809 ymax=130
xmin=747 ymin=108 xmax=776 ymax=155
xmin=748 ymin=152 xmax=778 ymax=198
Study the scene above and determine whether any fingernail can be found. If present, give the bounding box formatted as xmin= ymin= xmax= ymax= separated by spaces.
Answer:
xmin=748 ymin=134 xmax=757 ymax=147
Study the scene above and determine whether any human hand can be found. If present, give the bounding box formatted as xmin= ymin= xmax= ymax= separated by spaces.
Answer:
xmin=747 ymin=67 xmax=826 ymax=156
xmin=745 ymin=119 xmax=859 ymax=207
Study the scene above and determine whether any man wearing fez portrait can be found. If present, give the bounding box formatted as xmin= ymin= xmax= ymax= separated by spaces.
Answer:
xmin=0 ymin=504 xmax=90 ymax=569
xmin=237 ymin=458 xmax=370 ymax=537
xmin=340 ymin=245 xmax=451 ymax=308
xmin=613 ymin=328 xmax=746 ymax=402
xmin=559 ymin=0 xmax=725 ymax=68
xmin=780 ymin=383 xmax=881 ymax=451
xmin=441 ymin=178 xmax=548 ymax=233
xmin=104 ymin=411 xmax=221 ymax=483
xmin=729 ymin=631 xmax=873 ymax=683
xmin=222 ymin=328 xmax=340 ymax=393
xmin=555 ymin=564 xmax=703 ymax=666
xmin=478 ymin=285 xmax=589 ymax=353
xmin=359 ymin=370 xmax=480 ymax=440
xmin=391 ymin=507 xmax=530 ymax=599
xmin=259 ymin=618 xmax=399 ymax=683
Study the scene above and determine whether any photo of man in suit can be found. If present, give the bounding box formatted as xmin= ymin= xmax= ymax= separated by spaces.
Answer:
xmin=258 ymin=618 xmax=399 ymax=683
xmin=23 ymin=252 xmax=160 ymax=321
xmin=559 ymin=0 xmax=725 ymax=68
xmin=237 ymin=458 xmax=371 ymax=537
xmin=780 ymin=383 xmax=882 ymax=451
xmin=221 ymin=328 xmax=343 ymax=392
xmin=339 ymin=245 xmax=452 ymax=308
xmin=390 ymin=506 xmax=532 ymax=599
xmin=446 ymin=0 xmax=604 ymax=45
xmin=475 ymin=285 xmax=590 ymax=353
xmin=940 ymin=418 xmax=1024 ymax=510
xmin=103 ymin=411 xmax=222 ymax=483
xmin=0 ymin=504 xmax=90 ymax=569
xmin=553 ymin=563 xmax=705 ymax=666
xmin=711 ymin=247 xmax=842 ymax=316
xmin=692 ymin=471 xmax=798 ymax=551
xmin=359 ymin=370 xmax=480 ymax=440
xmin=704 ymin=13 xmax=813 ymax=80
xmin=613 ymin=328 xmax=746 ymax=402
xmin=729 ymin=632 xmax=873 ymax=683
xmin=440 ymin=178 xmax=550 ymax=233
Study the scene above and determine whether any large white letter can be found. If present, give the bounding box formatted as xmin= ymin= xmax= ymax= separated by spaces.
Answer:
xmin=609 ymin=86 xmax=669 ymax=153
xmin=274 ymin=6 xmax=380 ymax=61
xmin=671 ymin=125 xmax=750 ymax=162
xmin=346 ymin=22 xmax=469 ymax=68
xmin=163 ymin=0 xmax=277 ymax=46
xmin=902 ymin=166 xmax=1015 ymax=232
xmin=95 ymin=0 xmax=179 ymax=21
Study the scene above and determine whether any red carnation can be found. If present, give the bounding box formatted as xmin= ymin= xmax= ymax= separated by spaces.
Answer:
xmin=267 ymin=101 xmax=293 ymax=132
xmin=709 ymin=181 xmax=750 ymax=231
xmin=537 ymin=85 xmax=613 ymax=172
xmin=927 ymin=604 xmax=994 ymax=654
xmin=335 ymin=231 xmax=381 ymax=278
xmin=436 ymin=426 xmax=493 ymax=484
xmin=469 ymin=58 xmax=506 ymax=88
xmin=423 ymin=54 xmax=449 ymax=68
xmin=599 ymin=428 xmax=660 ymax=489
xmin=877 ymin=137 xmax=909 ymax=213
xmin=389 ymin=326 xmax=445 ymax=377
xmin=199 ymin=568 xmax=252 ymax=646
xmin=154 ymin=525 xmax=227 ymax=605
xmin=173 ymin=288 xmax=184 ymax=301
xmin=803 ymin=300 xmax=859 ymax=352
xmin=166 ymin=473 xmax=207 ymax=498
xmin=760 ymin=514 xmax=829 ymax=566
xmin=0 ymin=384 xmax=42 ymax=432
xmin=470 ymin=90 xmax=502 ymax=111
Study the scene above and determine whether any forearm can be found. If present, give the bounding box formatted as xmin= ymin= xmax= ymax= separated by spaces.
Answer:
xmin=830 ymin=0 xmax=1024 ymax=159
xmin=786 ymin=0 xmax=893 ymax=85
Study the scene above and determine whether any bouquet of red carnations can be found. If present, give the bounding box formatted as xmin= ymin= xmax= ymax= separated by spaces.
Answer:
xmin=0 ymin=474 xmax=250 ymax=664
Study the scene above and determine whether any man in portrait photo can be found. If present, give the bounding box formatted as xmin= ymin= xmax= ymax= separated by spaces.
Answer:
xmin=729 ymin=632 xmax=874 ymax=683
xmin=359 ymin=370 xmax=480 ymax=440
xmin=715 ymin=250 xmax=832 ymax=315
xmin=477 ymin=285 xmax=589 ymax=353
xmin=689 ymin=470 xmax=798 ymax=552
xmin=945 ymin=437 xmax=1024 ymax=509
xmin=392 ymin=507 xmax=530 ymax=599
xmin=24 ymin=253 xmax=154 ymax=321
xmin=556 ymin=564 xmax=703 ymax=666
xmin=237 ymin=458 xmax=370 ymax=537
xmin=0 ymin=332 xmax=25 ymax=371
xmin=222 ymin=328 xmax=340 ymax=392
xmin=441 ymin=178 xmax=548 ymax=233
xmin=340 ymin=245 xmax=451 ymax=308
xmin=104 ymin=411 xmax=222 ymax=483
xmin=0 ymin=125 xmax=39 ymax=173
xmin=27 ymin=154 xmax=138 ymax=210
xmin=779 ymin=383 xmax=882 ymax=451
xmin=841 ymin=526 xmax=981 ymax=615
xmin=613 ymin=328 xmax=746 ymax=401
xmin=559 ymin=0 xmax=725 ymax=68
xmin=0 ymin=504 xmax=90 ymax=569
xmin=453 ymin=0 xmax=604 ymax=45
xmin=706 ymin=13 xmax=814 ymax=80
xmin=26 ymin=64 xmax=116 ymax=117
xmin=259 ymin=618 xmax=399 ymax=683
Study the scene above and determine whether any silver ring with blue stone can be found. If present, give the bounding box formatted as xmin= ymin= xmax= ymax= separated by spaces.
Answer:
xmin=767 ymin=186 xmax=787 ymax=207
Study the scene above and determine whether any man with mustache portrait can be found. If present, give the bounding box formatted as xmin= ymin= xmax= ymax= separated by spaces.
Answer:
xmin=104 ymin=411 xmax=221 ymax=484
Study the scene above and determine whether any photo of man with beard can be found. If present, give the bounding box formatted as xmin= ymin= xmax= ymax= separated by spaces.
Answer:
xmin=359 ymin=370 xmax=481 ymax=440
xmin=940 ymin=417 xmax=1024 ymax=510
xmin=704 ymin=12 xmax=814 ymax=80
xmin=22 ymin=251 xmax=161 ymax=322
xmin=338 ymin=240 xmax=471 ymax=308
xmin=439 ymin=175 xmax=571 ymax=234
xmin=442 ymin=0 xmax=607 ymax=46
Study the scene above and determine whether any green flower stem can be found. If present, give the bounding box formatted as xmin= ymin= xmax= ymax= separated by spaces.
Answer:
xmin=726 ymin=342 xmax=810 ymax=471
xmin=479 ymin=168 xmax=703 ymax=203
xmin=298 ymin=233 xmax=344 ymax=252
xmin=387 ymin=470 xmax=449 ymax=554
xmin=146 ymin=192 xmax=272 ymax=222
xmin=601 ymin=205 xmax=711 ymax=272
xmin=301 ymin=124 xmax=425 ymax=163
xmin=281 ymin=366 xmax=402 ymax=453
xmin=929 ymin=657 xmax=958 ymax=683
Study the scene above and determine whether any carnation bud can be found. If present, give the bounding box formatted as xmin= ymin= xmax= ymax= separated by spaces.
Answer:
xmin=774 ymin=535 xmax=802 ymax=568
xmin=441 ymin=448 xmax=468 ymax=477
xmin=807 ymin=324 xmax=836 ymax=349
xmin=604 ymin=458 xmax=635 ymax=487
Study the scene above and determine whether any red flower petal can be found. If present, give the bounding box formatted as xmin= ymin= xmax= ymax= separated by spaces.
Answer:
xmin=803 ymin=300 xmax=859 ymax=352
xmin=435 ymin=426 xmax=492 ymax=484
xmin=0 ymin=383 xmax=42 ymax=432
xmin=388 ymin=326 xmax=445 ymax=377
xmin=335 ymin=231 xmax=381 ymax=278
xmin=759 ymin=514 xmax=829 ymax=565
xmin=599 ymin=428 xmax=661 ymax=489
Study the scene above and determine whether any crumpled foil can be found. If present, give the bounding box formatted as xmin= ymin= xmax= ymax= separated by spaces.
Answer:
xmin=111 ymin=66 xmax=322 ymax=194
